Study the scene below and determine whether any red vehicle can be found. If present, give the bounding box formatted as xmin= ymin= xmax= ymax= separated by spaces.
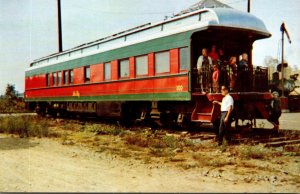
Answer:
xmin=25 ymin=8 xmax=273 ymax=128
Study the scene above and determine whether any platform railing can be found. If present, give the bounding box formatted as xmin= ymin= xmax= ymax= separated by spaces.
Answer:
xmin=192 ymin=65 xmax=269 ymax=93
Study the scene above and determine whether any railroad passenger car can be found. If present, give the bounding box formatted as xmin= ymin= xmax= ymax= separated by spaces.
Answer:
xmin=25 ymin=8 xmax=273 ymax=128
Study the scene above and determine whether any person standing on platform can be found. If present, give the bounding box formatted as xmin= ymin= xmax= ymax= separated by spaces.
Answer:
xmin=229 ymin=56 xmax=238 ymax=91
xmin=209 ymin=45 xmax=219 ymax=63
xmin=212 ymin=64 xmax=220 ymax=93
xmin=197 ymin=48 xmax=213 ymax=93
xmin=238 ymin=53 xmax=251 ymax=91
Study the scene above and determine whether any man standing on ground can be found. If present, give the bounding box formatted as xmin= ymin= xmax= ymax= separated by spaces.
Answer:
xmin=267 ymin=91 xmax=282 ymax=132
xmin=213 ymin=85 xmax=234 ymax=145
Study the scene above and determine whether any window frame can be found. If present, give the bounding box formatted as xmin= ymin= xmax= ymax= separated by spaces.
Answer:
xmin=58 ymin=71 xmax=62 ymax=85
xmin=154 ymin=50 xmax=170 ymax=75
xmin=135 ymin=55 xmax=148 ymax=77
xmin=104 ymin=62 xmax=111 ymax=81
xmin=179 ymin=47 xmax=189 ymax=71
xmin=52 ymin=72 xmax=57 ymax=86
xmin=63 ymin=70 xmax=69 ymax=85
xmin=69 ymin=70 xmax=74 ymax=84
xmin=46 ymin=73 xmax=50 ymax=87
xmin=84 ymin=66 xmax=90 ymax=82
xmin=119 ymin=58 xmax=130 ymax=79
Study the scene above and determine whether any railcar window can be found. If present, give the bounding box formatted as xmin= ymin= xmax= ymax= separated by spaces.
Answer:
xmin=64 ymin=71 xmax=69 ymax=85
xmin=155 ymin=51 xmax=170 ymax=74
xmin=58 ymin=71 xmax=62 ymax=85
xmin=52 ymin=72 xmax=57 ymax=86
xmin=136 ymin=55 xmax=148 ymax=76
xmin=180 ymin=47 xmax=189 ymax=70
xmin=119 ymin=59 xmax=129 ymax=78
xmin=104 ymin=62 xmax=111 ymax=80
xmin=84 ymin=66 xmax=90 ymax=82
xmin=70 ymin=70 xmax=74 ymax=84
xmin=46 ymin=73 xmax=50 ymax=86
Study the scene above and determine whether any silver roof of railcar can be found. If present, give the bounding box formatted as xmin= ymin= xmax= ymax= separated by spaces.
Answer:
xmin=210 ymin=8 xmax=270 ymax=36
xmin=28 ymin=8 xmax=270 ymax=70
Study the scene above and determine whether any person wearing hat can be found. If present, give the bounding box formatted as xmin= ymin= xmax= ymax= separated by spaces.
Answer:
xmin=268 ymin=91 xmax=282 ymax=131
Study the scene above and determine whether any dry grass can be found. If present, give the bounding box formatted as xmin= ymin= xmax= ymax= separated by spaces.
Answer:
xmin=10 ymin=117 xmax=295 ymax=177
xmin=149 ymin=147 xmax=175 ymax=157
xmin=237 ymin=145 xmax=270 ymax=160
xmin=123 ymin=134 xmax=148 ymax=147
xmin=0 ymin=116 xmax=50 ymax=138
xmin=107 ymin=147 xmax=132 ymax=158
xmin=192 ymin=153 xmax=234 ymax=167
xmin=83 ymin=123 xmax=126 ymax=136
xmin=123 ymin=132 xmax=188 ymax=159
xmin=162 ymin=135 xmax=180 ymax=149
xmin=177 ymin=162 xmax=199 ymax=170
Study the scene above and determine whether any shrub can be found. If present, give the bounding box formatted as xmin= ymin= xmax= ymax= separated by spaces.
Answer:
xmin=148 ymin=138 xmax=167 ymax=149
xmin=183 ymin=139 xmax=195 ymax=147
xmin=0 ymin=116 xmax=49 ymax=138
xmin=83 ymin=124 xmax=126 ymax=136
xmin=238 ymin=145 xmax=269 ymax=160
xmin=0 ymin=92 xmax=26 ymax=113
xmin=162 ymin=135 xmax=180 ymax=149
xmin=28 ymin=118 xmax=49 ymax=137
xmin=124 ymin=134 xmax=148 ymax=147
xmin=109 ymin=127 xmax=125 ymax=136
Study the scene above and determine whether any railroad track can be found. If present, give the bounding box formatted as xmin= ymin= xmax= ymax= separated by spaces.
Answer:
xmin=0 ymin=112 xmax=37 ymax=117
xmin=185 ymin=128 xmax=300 ymax=152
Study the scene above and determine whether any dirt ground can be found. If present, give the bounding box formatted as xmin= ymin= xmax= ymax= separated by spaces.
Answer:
xmin=0 ymin=113 xmax=300 ymax=192
xmin=256 ymin=112 xmax=300 ymax=131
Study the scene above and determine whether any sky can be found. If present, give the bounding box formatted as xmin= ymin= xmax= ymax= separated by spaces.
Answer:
xmin=0 ymin=0 xmax=299 ymax=95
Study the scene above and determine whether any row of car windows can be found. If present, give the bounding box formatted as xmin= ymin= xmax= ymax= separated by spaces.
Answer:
xmin=46 ymin=47 xmax=188 ymax=87
xmin=46 ymin=69 xmax=74 ymax=86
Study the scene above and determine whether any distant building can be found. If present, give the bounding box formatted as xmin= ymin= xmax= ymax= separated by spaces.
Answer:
xmin=16 ymin=93 xmax=24 ymax=98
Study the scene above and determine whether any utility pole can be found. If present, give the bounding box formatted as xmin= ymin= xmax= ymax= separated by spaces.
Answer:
xmin=281 ymin=24 xmax=285 ymax=97
xmin=279 ymin=22 xmax=292 ymax=113
xmin=280 ymin=22 xmax=292 ymax=97
xmin=57 ymin=0 xmax=63 ymax=52
xmin=247 ymin=0 xmax=250 ymax=13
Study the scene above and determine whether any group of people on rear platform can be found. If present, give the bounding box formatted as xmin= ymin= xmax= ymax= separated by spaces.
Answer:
xmin=196 ymin=45 xmax=251 ymax=93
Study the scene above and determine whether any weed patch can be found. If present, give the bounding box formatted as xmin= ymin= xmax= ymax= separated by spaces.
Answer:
xmin=237 ymin=145 xmax=270 ymax=160
xmin=83 ymin=124 xmax=126 ymax=136
xmin=124 ymin=134 xmax=148 ymax=147
xmin=149 ymin=147 xmax=175 ymax=157
xmin=0 ymin=116 xmax=50 ymax=138
xmin=193 ymin=153 xmax=233 ymax=167
xmin=177 ymin=162 xmax=199 ymax=170
xmin=162 ymin=135 xmax=179 ymax=149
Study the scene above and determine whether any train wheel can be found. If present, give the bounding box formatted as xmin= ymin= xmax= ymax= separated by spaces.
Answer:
xmin=234 ymin=118 xmax=254 ymax=132
xmin=135 ymin=111 xmax=150 ymax=127
xmin=177 ymin=113 xmax=192 ymax=130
